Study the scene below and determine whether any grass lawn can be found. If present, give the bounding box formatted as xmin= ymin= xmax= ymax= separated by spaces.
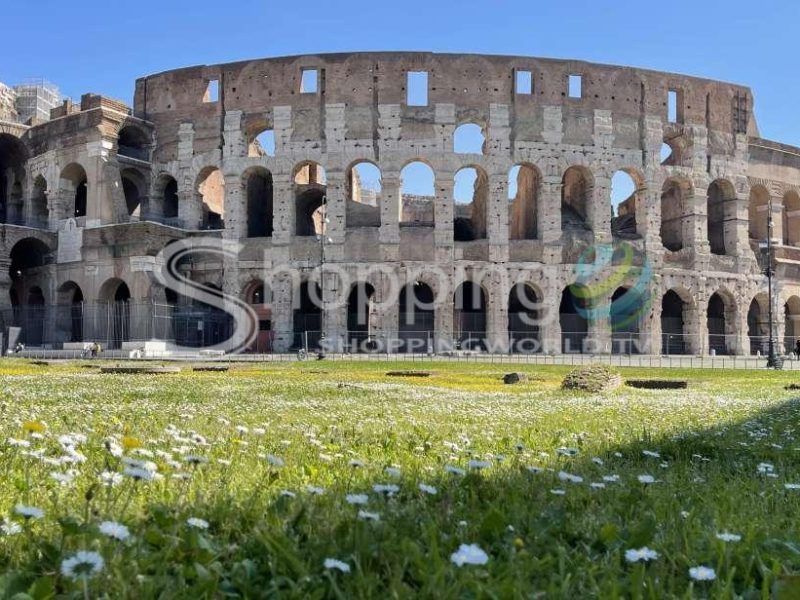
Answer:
xmin=1 ymin=359 xmax=800 ymax=598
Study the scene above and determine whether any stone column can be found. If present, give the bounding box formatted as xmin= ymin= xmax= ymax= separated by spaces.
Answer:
xmin=590 ymin=174 xmax=612 ymax=246
xmin=271 ymin=174 xmax=295 ymax=246
xmin=640 ymin=283 xmax=661 ymax=355
xmin=321 ymin=270 xmax=346 ymax=353
xmin=686 ymin=294 xmax=705 ymax=355
xmin=487 ymin=171 xmax=509 ymax=263
xmin=485 ymin=271 xmax=508 ymax=353
xmin=323 ymin=169 xmax=346 ymax=261
xmin=434 ymin=277 xmax=454 ymax=353
xmin=223 ymin=173 xmax=244 ymax=240
xmin=587 ymin=291 xmax=612 ymax=354
xmin=539 ymin=174 xmax=562 ymax=263
xmin=539 ymin=290 xmax=561 ymax=354
xmin=379 ymin=173 xmax=401 ymax=261
xmin=374 ymin=271 xmax=399 ymax=353
xmin=177 ymin=182 xmax=201 ymax=230
xmin=688 ymin=175 xmax=710 ymax=255
xmin=0 ymin=258 xmax=11 ymax=312
xmin=271 ymin=273 xmax=294 ymax=352
xmin=434 ymin=172 xmax=454 ymax=263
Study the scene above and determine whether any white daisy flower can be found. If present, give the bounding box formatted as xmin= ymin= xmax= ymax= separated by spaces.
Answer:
xmin=358 ymin=510 xmax=380 ymax=521
xmin=637 ymin=474 xmax=656 ymax=484
xmin=14 ymin=505 xmax=44 ymax=520
xmin=100 ymin=471 xmax=123 ymax=487
xmin=50 ymin=471 xmax=75 ymax=486
xmin=323 ymin=558 xmax=350 ymax=573
xmin=468 ymin=460 xmax=491 ymax=470
xmin=306 ymin=485 xmax=325 ymax=495
xmin=280 ymin=490 xmax=296 ymax=498
xmin=556 ymin=447 xmax=579 ymax=457
xmin=372 ymin=483 xmax=399 ymax=496
xmin=450 ymin=543 xmax=489 ymax=567
xmin=625 ymin=547 xmax=659 ymax=562
xmin=385 ymin=467 xmax=401 ymax=478
xmin=348 ymin=459 xmax=365 ymax=468
xmin=602 ymin=475 xmax=620 ymax=483
xmin=1 ymin=521 xmax=22 ymax=535
xmin=784 ymin=483 xmax=800 ymax=490
xmin=445 ymin=465 xmax=466 ymax=476
xmin=642 ymin=450 xmax=660 ymax=458
xmin=8 ymin=438 xmax=30 ymax=448
xmin=124 ymin=466 xmax=154 ymax=481
xmin=99 ymin=521 xmax=130 ymax=541
xmin=60 ymin=551 xmax=104 ymax=580
xmin=716 ymin=532 xmax=741 ymax=543
xmin=419 ymin=483 xmax=437 ymax=495
xmin=550 ymin=489 xmax=566 ymax=495
xmin=688 ymin=566 xmax=716 ymax=581
xmin=186 ymin=517 xmax=209 ymax=529
xmin=265 ymin=454 xmax=284 ymax=467
xmin=345 ymin=494 xmax=369 ymax=505
xmin=757 ymin=462 xmax=775 ymax=474
xmin=591 ymin=457 xmax=604 ymax=466
xmin=590 ymin=482 xmax=606 ymax=489
xmin=558 ymin=471 xmax=583 ymax=484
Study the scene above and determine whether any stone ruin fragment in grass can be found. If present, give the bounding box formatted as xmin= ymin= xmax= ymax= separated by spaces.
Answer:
xmin=561 ymin=364 xmax=622 ymax=393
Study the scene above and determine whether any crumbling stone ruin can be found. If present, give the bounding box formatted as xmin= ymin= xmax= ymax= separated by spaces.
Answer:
xmin=1 ymin=52 xmax=799 ymax=355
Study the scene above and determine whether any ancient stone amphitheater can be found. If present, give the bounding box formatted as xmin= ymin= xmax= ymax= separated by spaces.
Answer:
xmin=1 ymin=52 xmax=799 ymax=356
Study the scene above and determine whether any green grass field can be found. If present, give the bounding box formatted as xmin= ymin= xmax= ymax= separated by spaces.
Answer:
xmin=1 ymin=359 xmax=800 ymax=598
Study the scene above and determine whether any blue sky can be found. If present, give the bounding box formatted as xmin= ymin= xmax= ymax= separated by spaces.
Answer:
xmin=2 ymin=0 xmax=797 ymax=206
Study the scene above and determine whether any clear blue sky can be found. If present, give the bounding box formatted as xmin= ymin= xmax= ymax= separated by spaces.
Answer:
xmin=2 ymin=0 xmax=798 ymax=205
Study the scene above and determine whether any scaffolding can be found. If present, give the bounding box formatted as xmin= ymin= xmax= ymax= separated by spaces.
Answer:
xmin=13 ymin=79 xmax=61 ymax=124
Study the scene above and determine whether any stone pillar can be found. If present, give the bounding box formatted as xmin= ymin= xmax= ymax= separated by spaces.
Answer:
xmin=223 ymin=173 xmax=245 ymax=240
xmin=374 ymin=272 xmax=399 ymax=353
xmin=770 ymin=199 xmax=783 ymax=246
xmin=590 ymin=174 xmax=612 ymax=245
xmin=732 ymin=303 xmax=749 ymax=356
xmin=272 ymin=174 xmax=295 ymax=246
xmin=324 ymin=169 xmax=346 ymax=260
xmin=487 ymin=171 xmax=509 ymax=263
xmin=687 ymin=295 xmax=705 ymax=355
xmin=379 ymin=173 xmax=400 ymax=261
xmin=587 ymin=292 xmax=612 ymax=354
xmin=539 ymin=174 xmax=562 ymax=263
xmin=177 ymin=182 xmax=201 ymax=230
xmin=321 ymin=269 xmax=346 ymax=352
xmin=0 ymin=257 xmax=11 ymax=312
xmin=434 ymin=172 xmax=454 ymax=263
xmin=640 ymin=283 xmax=661 ymax=355
xmin=687 ymin=178 xmax=710 ymax=260
xmin=539 ymin=291 xmax=561 ymax=354
xmin=485 ymin=271 xmax=508 ymax=353
xmin=271 ymin=272 xmax=294 ymax=352
xmin=434 ymin=279 xmax=454 ymax=353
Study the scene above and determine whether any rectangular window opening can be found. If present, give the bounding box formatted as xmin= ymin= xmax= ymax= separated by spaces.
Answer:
xmin=407 ymin=71 xmax=428 ymax=106
xmin=568 ymin=74 xmax=582 ymax=99
xmin=668 ymin=89 xmax=678 ymax=123
xmin=300 ymin=69 xmax=318 ymax=94
xmin=203 ymin=79 xmax=219 ymax=103
xmin=515 ymin=70 xmax=532 ymax=95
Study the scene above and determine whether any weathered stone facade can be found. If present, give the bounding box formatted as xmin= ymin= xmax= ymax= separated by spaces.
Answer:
xmin=2 ymin=52 xmax=800 ymax=355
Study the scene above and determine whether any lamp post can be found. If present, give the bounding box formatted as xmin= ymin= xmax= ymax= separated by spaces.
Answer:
xmin=762 ymin=199 xmax=781 ymax=369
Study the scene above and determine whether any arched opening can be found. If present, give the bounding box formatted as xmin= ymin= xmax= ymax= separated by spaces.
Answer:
xmin=57 ymin=281 xmax=84 ymax=343
xmin=159 ymin=175 xmax=179 ymax=220
xmin=293 ymin=281 xmax=322 ymax=349
xmin=785 ymin=296 xmax=800 ymax=354
xmin=99 ymin=279 xmax=131 ymax=349
xmin=346 ymin=161 xmax=381 ymax=228
xmin=453 ymin=281 xmax=486 ymax=350
xmin=400 ymin=161 xmax=435 ymax=227
xmin=508 ymin=164 xmax=539 ymax=240
xmin=661 ymin=289 xmax=689 ymax=355
xmin=453 ymin=123 xmax=485 ymax=155
xmin=244 ymin=168 xmax=273 ymax=238
xmin=23 ymin=286 xmax=46 ymax=346
xmin=59 ymin=163 xmax=88 ymax=219
xmin=294 ymin=162 xmax=326 ymax=236
xmin=747 ymin=295 xmax=769 ymax=355
xmin=0 ymin=134 xmax=28 ymax=224
xmin=783 ymin=191 xmax=800 ymax=247
xmin=244 ymin=280 xmax=272 ymax=353
xmin=117 ymin=126 xmax=150 ymax=161
xmin=8 ymin=239 xmax=51 ymax=343
xmin=197 ymin=167 xmax=224 ymax=229
xmin=707 ymin=180 xmax=737 ymax=256
xmin=454 ymin=167 xmax=488 ymax=241
xmin=707 ymin=291 xmax=734 ymax=355
xmin=248 ymin=129 xmax=275 ymax=157
xmin=508 ymin=283 xmax=541 ymax=353
xmin=347 ymin=282 xmax=376 ymax=352
xmin=398 ymin=281 xmax=434 ymax=353
xmin=610 ymin=170 xmax=640 ymax=239
xmin=610 ymin=286 xmax=643 ymax=354
xmin=561 ymin=167 xmax=592 ymax=232
xmin=661 ymin=179 xmax=690 ymax=252
xmin=748 ymin=185 xmax=770 ymax=242
xmin=30 ymin=175 xmax=48 ymax=227
xmin=121 ymin=168 xmax=145 ymax=217
xmin=560 ymin=285 xmax=589 ymax=353
xmin=660 ymin=143 xmax=673 ymax=165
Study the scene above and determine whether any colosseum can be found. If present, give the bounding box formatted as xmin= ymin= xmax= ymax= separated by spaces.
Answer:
xmin=1 ymin=51 xmax=799 ymax=357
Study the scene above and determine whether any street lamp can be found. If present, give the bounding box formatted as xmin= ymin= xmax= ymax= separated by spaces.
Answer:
xmin=760 ymin=199 xmax=781 ymax=369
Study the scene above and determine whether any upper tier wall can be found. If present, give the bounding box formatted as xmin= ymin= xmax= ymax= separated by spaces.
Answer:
xmin=133 ymin=52 xmax=757 ymax=163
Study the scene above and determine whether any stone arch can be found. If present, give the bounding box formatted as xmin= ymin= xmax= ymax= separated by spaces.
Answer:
xmin=121 ymin=167 xmax=147 ymax=217
xmin=242 ymin=278 xmax=272 ymax=353
xmin=346 ymin=281 xmax=377 ymax=351
xmin=783 ymin=190 xmax=800 ymax=246
xmin=508 ymin=163 xmax=540 ymax=240
xmin=56 ymin=281 xmax=84 ymax=343
xmin=784 ymin=295 xmax=800 ymax=354
xmin=707 ymin=179 xmax=737 ymax=256
xmin=242 ymin=166 xmax=273 ymax=238
xmin=707 ymin=288 xmax=737 ymax=355
xmin=610 ymin=285 xmax=644 ymax=354
xmin=561 ymin=166 xmax=593 ymax=232
xmin=246 ymin=118 xmax=276 ymax=158
xmin=748 ymin=184 xmax=770 ymax=242
xmin=610 ymin=167 xmax=644 ymax=239
xmin=661 ymin=288 xmax=693 ymax=354
xmin=293 ymin=279 xmax=322 ymax=349
xmin=560 ymin=284 xmax=589 ymax=353
xmin=747 ymin=293 xmax=770 ymax=355
xmin=660 ymin=177 xmax=692 ymax=251
xmin=400 ymin=160 xmax=435 ymax=226
xmin=508 ymin=282 xmax=542 ymax=353
xmin=453 ymin=280 xmax=487 ymax=349
xmin=0 ymin=133 xmax=28 ymax=224
xmin=98 ymin=278 xmax=131 ymax=349
xmin=59 ymin=163 xmax=88 ymax=219
xmin=398 ymin=280 xmax=435 ymax=353
xmin=196 ymin=166 xmax=225 ymax=230
xmin=454 ymin=165 xmax=488 ymax=241
xmin=453 ymin=122 xmax=486 ymax=155
xmin=293 ymin=161 xmax=326 ymax=236
xmin=154 ymin=173 xmax=179 ymax=220
xmin=30 ymin=174 xmax=48 ymax=226
xmin=346 ymin=160 xmax=381 ymax=228
xmin=117 ymin=125 xmax=151 ymax=161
